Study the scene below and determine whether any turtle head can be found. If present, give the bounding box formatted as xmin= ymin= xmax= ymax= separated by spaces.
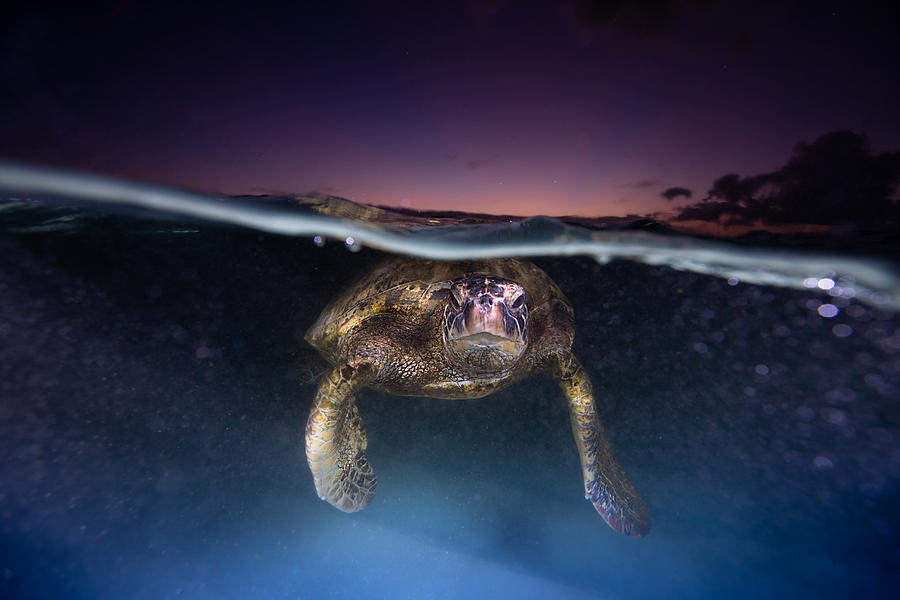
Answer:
xmin=442 ymin=274 xmax=528 ymax=372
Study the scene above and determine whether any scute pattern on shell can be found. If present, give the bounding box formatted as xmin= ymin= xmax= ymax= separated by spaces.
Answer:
xmin=305 ymin=257 xmax=571 ymax=365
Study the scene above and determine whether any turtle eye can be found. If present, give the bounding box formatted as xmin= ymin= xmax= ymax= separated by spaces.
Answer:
xmin=511 ymin=293 xmax=525 ymax=310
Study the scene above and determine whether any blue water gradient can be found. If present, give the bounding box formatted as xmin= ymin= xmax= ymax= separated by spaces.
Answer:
xmin=1 ymin=185 xmax=898 ymax=599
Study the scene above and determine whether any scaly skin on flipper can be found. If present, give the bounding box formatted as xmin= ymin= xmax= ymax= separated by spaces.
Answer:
xmin=554 ymin=352 xmax=651 ymax=537
xmin=305 ymin=364 xmax=377 ymax=512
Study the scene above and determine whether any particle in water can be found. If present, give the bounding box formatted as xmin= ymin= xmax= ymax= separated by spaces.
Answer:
xmin=795 ymin=406 xmax=815 ymax=421
xmin=817 ymin=278 xmax=835 ymax=290
xmin=727 ymin=277 xmax=740 ymax=286
xmin=832 ymin=324 xmax=853 ymax=338
xmin=821 ymin=407 xmax=847 ymax=425
xmin=755 ymin=364 xmax=770 ymax=375
xmin=692 ymin=342 xmax=708 ymax=353
xmin=846 ymin=304 xmax=866 ymax=318
xmin=313 ymin=235 xmax=324 ymax=247
xmin=864 ymin=373 xmax=884 ymax=388
xmin=345 ymin=236 xmax=361 ymax=252
xmin=817 ymin=304 xmax=839 ymax=318
xmin=803 ymin=277 xmax=818 ymax=288
xmin=813 ymin=456 xmax=834 ymax=469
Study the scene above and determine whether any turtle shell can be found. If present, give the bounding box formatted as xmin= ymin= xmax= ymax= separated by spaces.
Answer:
xmin=305 ymin=256 xmax=572 ymax=363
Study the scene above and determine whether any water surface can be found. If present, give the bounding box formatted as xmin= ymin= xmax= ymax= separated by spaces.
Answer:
xmin=1 ymin=165 xmax=898 ymax=599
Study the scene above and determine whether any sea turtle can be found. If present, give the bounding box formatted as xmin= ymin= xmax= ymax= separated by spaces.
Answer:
xmin=304 ymin=256 xmax=650 ymax=536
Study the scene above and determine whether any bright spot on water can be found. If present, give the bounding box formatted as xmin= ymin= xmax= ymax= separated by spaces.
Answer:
xmin=345 ymin=236 xmax=361 ymax=252
xmin=755 ymin=364 xmax=770 ymax=375
xmin=313 ymin=235 xmax=324 ymax=247
xmin=814 ymin=456 xmax=834 ymax=469
xmin=817 ymin=304 xmax=839 ymax=318
xmin=817 ymin=278 xmax=836 ymax=290
xmin=832 ymin=324 xmax=853 ymax=338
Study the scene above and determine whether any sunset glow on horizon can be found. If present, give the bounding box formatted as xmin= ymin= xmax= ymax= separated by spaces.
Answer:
xmin=2 ymin=1 xmax=898 ymax=221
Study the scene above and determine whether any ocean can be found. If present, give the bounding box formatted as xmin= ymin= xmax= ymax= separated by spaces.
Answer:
xmin=1 ymin=163 xmax=898 ymax=599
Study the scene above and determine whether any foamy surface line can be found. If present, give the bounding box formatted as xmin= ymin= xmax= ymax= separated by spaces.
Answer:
xmin=2 ymin=160 xmax=897 ymax=309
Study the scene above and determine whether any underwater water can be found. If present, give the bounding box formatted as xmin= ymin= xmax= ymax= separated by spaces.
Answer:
xmin=1 ymin=165 xmax=899 ymax=599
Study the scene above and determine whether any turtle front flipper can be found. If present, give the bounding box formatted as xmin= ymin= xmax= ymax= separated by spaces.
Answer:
xmin=305 ymin=363 xmax=377 ymax=512
xmin=554 ymin=353 xmax=651 ymax=537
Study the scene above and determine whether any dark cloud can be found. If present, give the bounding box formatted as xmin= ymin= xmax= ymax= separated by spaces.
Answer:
xmin=673 ymin=131 xmax=900 ymax=226
xmin=661 ymin=186 xmax=692 ymax=200
xmin=465 ymin=154 xmax=500 ymax=170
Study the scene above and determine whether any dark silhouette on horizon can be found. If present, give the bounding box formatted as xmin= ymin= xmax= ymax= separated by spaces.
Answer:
xmin=661 ymin=187 xmax=692 ymax=201
xmin=668 ymin=131 xmax=900 ymax=228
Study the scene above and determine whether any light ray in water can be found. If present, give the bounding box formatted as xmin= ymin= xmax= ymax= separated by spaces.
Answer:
xmin=1 ymin=160 xmax=898 ymax=308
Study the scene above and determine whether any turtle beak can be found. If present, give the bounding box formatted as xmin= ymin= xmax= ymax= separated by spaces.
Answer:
xmin=460 ymin=295 xmax=515 ymax=336
xmin=448 ymin=295 xmax=526 ymax=355
xmin=443 ymin=276 xmax=528 ymax=363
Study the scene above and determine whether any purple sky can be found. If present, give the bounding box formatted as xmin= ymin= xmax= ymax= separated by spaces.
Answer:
xmin=2 ymin=0 xmax=898 ymax=216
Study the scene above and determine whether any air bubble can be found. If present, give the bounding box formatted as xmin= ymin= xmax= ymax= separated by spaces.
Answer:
xmin=345 ymin=236 xmax=362 ymax=252
xmin=817 ymin=304 xmax=839 ymax=318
